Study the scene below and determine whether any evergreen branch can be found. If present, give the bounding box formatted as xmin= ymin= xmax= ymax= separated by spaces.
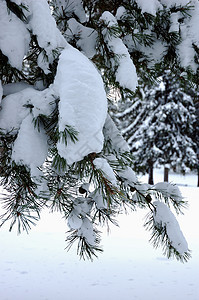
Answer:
xmin=0 ymin=181 xmax=42 ymax=234
xmin=51 ymin=153 xmax=67 ymax=172
xmin=58 ymin=125 xmax=79 ymax=145
xmin=152 ymin=183 xmax=188 ymax=214
xmin=92 ymin=207 xmax=119 ymax=229
xmin=144 ymin=209 xmax=191 ymax=263
xmin=65 ymin=229 xmax=103 ymax=261
xmin=6 ymin=0 xmax=28 ymax=22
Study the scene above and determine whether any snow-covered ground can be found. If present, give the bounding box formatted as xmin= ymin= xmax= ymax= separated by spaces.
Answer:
xmin=0 ymin=169 xmax=198 ymax=300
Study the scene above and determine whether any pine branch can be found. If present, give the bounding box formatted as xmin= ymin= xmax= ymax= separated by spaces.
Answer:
xmin=6 ymin=0 xmax=28 ymax=22
xmin=144 ymin=210 xmax=191 ymax=263
xmin=65 ymin=228 xmax=103 ymax=261
xmin=59 ymin=125 xmax=79 ymax=145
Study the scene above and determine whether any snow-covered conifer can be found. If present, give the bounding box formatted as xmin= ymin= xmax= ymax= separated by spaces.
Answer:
xmin=1 ymin=0 xmax=198 ymax=261
xmin=116 ymin=70 xmax=197 ymax=183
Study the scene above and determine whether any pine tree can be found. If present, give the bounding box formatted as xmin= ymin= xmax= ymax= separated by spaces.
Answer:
xmin=113 ymin=80 xmax=156 ymax=184
xmin=155 ymin=71 xmax=197 ymax=180
xmin=187 ymin=39 xmax=199 ymax=187
xmin=116 ymin=71 xmax=197 ymax=184
xmin=0 ymin=0 xmax=198 ymax=261
xmin=192 ymin=95 xmax=199 ymax=187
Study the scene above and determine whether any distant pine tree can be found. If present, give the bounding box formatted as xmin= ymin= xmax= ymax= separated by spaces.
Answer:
xmin=115 ymin=71 xmax=197 ymax=183
xmin=193 ymin=99 xmax=199 ymax=186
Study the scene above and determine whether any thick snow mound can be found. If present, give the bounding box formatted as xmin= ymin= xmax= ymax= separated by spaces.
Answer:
xmin=93 ymin=158 xmax=117 ymax=186
xmin=154 ymin=182 xmax=182 ymax=201
xmin=0 ymin=87 xmax=55 ymax=132
xmin=118 ymin=166 xmax=137 ymax=185
xmin=136 ymin=0 xmax=162 ymax=15
xmin=100 ymin=11 xmax=138 ymax=91
xmin=66 ymin=18 xmax=97 ymax=58
xmin=29 ymin=0 xmax=66 ymax=55
xmin=153 ymin=201 xmax=188 ymax=254
xmin=177 ymin=0 xmax=199 ymax=71
xmin=53 ymin=46 xmax=107 ymax=164
xmin=12 ymin=114 xmax=48 ymax=175
xmin=0 ymin=1 xmax=30 ymax=69
xmin=103 ymin=114 xmax=130 ymax=153
xmin=0 ymin=91 xmax=29 ymax=132
xmin=28 ymin=0 xmax=67 ymax=73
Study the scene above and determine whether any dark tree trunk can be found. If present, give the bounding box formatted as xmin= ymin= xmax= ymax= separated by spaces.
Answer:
xmin=197 ymin=167 xmax=199 ymax=187
xmin=197 ymin=152 xmax=199 ymax=187
xmin=148 ymin=163 xmax=154 ymax=185
xmin=164 ymin=166 xmax=169 ymax=182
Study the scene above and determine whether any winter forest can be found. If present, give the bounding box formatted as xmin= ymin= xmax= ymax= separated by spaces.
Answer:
xmin=0 ymin=0 xmax=199 ymax=272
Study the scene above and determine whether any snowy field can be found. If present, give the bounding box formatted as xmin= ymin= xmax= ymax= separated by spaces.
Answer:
xmin=0 ymin=169 xmax=199 ymax=300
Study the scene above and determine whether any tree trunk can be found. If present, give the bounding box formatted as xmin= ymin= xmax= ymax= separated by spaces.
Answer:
xmin=197 ymin=151 xmax=199 ymax=187
xmin=164 ymin=166 xmax=169 ymax=182
xmin=197 ymin=167 xmax=199 ymax=187
xmin=148 ymin=163 xmax=154 ymax=185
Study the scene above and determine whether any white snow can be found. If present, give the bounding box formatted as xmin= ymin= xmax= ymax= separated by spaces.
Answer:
xmin=124 ymin=32 xmax=167 ymax=68
xmin=0 ymin=87 xmax=55 ymax=132
xmin=66 ymin=18 xmax=98 ymax=58
xmin=2 ymin=82 xmax=33 ymax=96
xmin=27 ymin=87 xmax=55 ymax=119
xmin=154 ymin=182 xmax=182 ymax=201
xmin=103 ymin=114 xmax=130 ymax=153
xmin=93 ymin=157 xmax=117 ymax=186
xmin=68 ymin=198 xmax=93 ymax=239
xmin=135 ymin=182 xmax=150 ymax=193
xmin=153 ymin=200 xmax=188 ymax=254
xmin=115 ymin=57 xmax=138 ymax=91
xmin=37 ymin=52 xmax=51 ymax=75
xmin=116 ymin=6 xmax=126 ymax=20
xmin=100 ymin=11 xmax=138 ymax=91
xmin=71 ymin=0 xmax=86 ymax=23
xmin=0 ymin=86 xmax=55 ymax=175
xmin=29 ymin=0 xmax=66 ymax=52
xmin=28 ymin=0 xmax=67 ymax=72
xmin=169 ymin=12 xmax=181 ymax=33
xmin=53 ymin=46 xmax=107 ymax=164
xmin=92 ymin=190 xmax=108 ymax=209
xmin=100 ymin=11 xmax=118 ymax=27
xmin=136 ymin=0 xmax=162 ymax=15
xmin=68 ymin=212 xmax=83 ymax=230
xmin=11 ymin=0 xmax=22 ymax=4
xmin=160 ymin=0 xmax=190 ymax=7
xmin=176 ymin=0 xmax=199 ymax=71
xmin=77 ymin=217 xmax=95 ymax=245
xmin=58 ymin=0 xmax=86 ymax=23
xmin=0 ymin=91 xmax=29 ymax=132
xmin=118 ymin=166 xmax=137 ymax=185
xmin=0 ymin=170 xmax=198 ymax=300
xmin=72 ymin=197 xmax=92 ymax=217
xmin=0 ymin=1 xmax=30 ymax=69
xmin=145 ymin=40 xmax=167 ymax=66
xmin=11 ymin=114 xmax=48 ymax=175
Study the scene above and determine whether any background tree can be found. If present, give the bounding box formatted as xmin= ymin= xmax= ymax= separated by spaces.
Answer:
xmin=115 ymin=70 xmax=197 ymax=184
xmin=192 ymin=94 xmax=199 ymax=187
xmin=187 ymin=39 xmax=199 ymax=187
xmin=113 ymin=79 xmax=157 ymax=184
xmin=0 ymin=0 xmax=198 ymax=261
xmin=195 ymin=104 xmax=199 ymax=187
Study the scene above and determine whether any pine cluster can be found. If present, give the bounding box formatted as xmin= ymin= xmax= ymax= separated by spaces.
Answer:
xmin=0 ymin=0 xmax=198 ymax=261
